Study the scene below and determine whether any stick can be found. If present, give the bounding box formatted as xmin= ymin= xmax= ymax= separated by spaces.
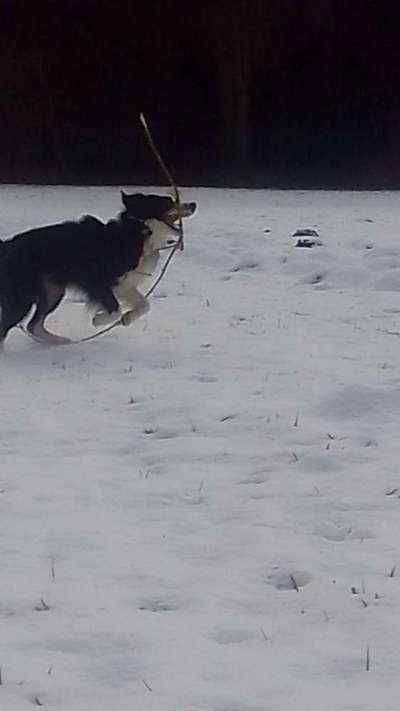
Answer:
xmin=139 ymin=113 xmax=184 ymax=251
xmin=144 ymin=242 xmax=178 ymax=298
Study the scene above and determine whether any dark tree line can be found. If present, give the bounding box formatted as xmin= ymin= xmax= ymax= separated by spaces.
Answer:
xmin=1 ymin=0 xmax=400 ymax=187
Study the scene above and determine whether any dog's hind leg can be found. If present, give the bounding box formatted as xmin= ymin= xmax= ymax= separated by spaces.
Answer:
xmin=90 ymin=288 xmax=121 ymax=328
xmin=26 ymin=279 xmax=70 ymax=345
xmin=120 ymin=292 xmax=150 ymax=327
xmin=0 ymin=295 xmax=33 ymax=344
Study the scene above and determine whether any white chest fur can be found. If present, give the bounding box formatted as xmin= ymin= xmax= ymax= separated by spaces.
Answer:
xmin=114 ymin=218 xmax=175 ymax=300
xmin=117 ymin=251 xmax=160 ymax=292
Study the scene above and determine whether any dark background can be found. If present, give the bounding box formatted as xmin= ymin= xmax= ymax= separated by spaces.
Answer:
xmin=1 ymin=0 xmax=400 ymax=188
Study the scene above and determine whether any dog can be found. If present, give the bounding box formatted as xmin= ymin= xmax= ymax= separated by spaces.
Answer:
xmin=0 ymin=191 xmax=197 ymax=344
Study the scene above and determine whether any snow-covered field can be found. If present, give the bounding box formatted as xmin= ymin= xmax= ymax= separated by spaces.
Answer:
xmin=1 ymin=186 xmax=400 ymax=710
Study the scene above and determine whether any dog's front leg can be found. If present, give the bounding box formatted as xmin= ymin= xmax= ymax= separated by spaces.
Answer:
xmin=92 ymin=308 xmax=122 ymax=327
xmin=114 ymin=286 xmax=150 ymax=327
xmin=91 ymin=290 xmax=121 ymax=327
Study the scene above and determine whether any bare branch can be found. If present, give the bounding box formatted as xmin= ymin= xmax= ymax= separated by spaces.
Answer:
xmin=139 ymin=113 xmax=184 ymax=251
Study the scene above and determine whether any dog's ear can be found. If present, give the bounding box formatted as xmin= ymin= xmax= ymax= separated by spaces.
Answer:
xmin=120 ymin=190 xmax=128 ymax=208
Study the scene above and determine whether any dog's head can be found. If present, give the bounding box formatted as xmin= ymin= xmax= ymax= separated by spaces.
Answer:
xmin=121 ymin=191 xmax=197 ymax=229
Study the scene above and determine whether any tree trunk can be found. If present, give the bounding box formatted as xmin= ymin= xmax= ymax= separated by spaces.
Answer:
xmin=214 ymin=1 xmax=251 ymax=167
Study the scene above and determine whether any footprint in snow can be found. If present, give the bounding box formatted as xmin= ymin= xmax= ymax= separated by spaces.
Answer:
xmin=315 ymin=522 xmax=374 ymax=542
xmin=314 ymin=522 xmax=352 ymax=542
xmin=239 ymin=471 xmax=269 ymax=485
xmin=155 ymin=428 xmax=180 ymax=440
xmin=211 ymin=628 xmax=257 ymax=645
xmin=138 ymin=595 xmax=184 ymax=613
xmin=142 ymin=427 xmax=179 ymax=439
xmin=229 ymin=259 xmax=261 ymax=273
xmin=266 ymin=568 xmax=313 ymax=591
xmin=181 ymin=491 xmax=208 ymax=506
xmin=189 ymin=372 xmax=218 ymax=383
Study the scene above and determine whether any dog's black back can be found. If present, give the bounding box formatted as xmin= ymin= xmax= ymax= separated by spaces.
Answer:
xmin=0 ymin=213 xmax=147 ymax=292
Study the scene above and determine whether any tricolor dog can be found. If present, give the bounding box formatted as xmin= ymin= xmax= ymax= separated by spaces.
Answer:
xmin=0 ymin=192 xmax=196 ymax=344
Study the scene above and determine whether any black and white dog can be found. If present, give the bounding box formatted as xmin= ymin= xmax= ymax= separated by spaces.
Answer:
xmin=0 ymin=191 xmax=197 ymax=344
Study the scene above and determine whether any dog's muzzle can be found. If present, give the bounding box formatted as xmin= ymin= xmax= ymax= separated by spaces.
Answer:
xmin=165 ymin=201 xmax=197 ymax=224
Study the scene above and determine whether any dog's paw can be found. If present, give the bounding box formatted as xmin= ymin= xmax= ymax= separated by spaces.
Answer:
xmin=121 ymin=310 xmax=137 ymax=327
xmin=92 ymin=310 xmax=121 ymax=327
xmin=121 ymin=302 xmax=150 ymax=326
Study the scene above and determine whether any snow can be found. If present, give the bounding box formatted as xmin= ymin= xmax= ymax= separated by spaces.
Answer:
xmin=1 ymin=186 xmax=400 ymax=709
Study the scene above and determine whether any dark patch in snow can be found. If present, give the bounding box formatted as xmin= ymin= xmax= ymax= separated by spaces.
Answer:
xmin=295 ymin=238 xmax=323 ymax=248
xmin=138 ymin=596 xmax=183 ymax=612
xmin=310 ymin=273 xmax=325 ymax=284
xmin=292 ymin=228 xmax=320 ymax=238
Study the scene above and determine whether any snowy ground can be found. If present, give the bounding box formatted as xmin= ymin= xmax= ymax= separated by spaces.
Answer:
xmin=1 ymin=186 xmax=400 ymax=710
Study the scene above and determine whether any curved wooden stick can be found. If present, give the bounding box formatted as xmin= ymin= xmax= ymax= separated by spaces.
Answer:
xmin=139 ymin=113 xmax=184 ymax=251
